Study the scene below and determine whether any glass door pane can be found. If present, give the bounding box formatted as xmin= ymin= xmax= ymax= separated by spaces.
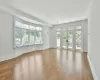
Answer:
xmin=76 ymin=30 xmax=82 ymax=50
xmin=68 ymin=28 xmax=73 ymax=49
xmin=62 ymin=31 xmax=67 ymax=48
xmin=56 ymin=32 xmax=60 ymax=47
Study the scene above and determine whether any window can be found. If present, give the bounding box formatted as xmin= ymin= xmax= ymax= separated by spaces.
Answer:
xmin=76 ymin=26 xmax=82 ymax=30
xmin=57 ymin=28 xmax=61 ymax=31
xmin=15 ymin=28 xmax=22 ymax=47
xmin=35 ymin=27 xmax=42 ymax=44
xmin=14 ymin=17 xmax=43 ymax=47
xmin=15 ymin=21 xmax=22 ymax=28
xmin=22 ymin=29 xmax=29 ymax=46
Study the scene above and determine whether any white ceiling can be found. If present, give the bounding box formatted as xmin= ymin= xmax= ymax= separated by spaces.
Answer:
xmin=3 ymin=0 xmax=92 ymax=24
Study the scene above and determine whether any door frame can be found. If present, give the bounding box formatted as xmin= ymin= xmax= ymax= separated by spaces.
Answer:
xmin=56 ymin=26 xmax=84 ymax=51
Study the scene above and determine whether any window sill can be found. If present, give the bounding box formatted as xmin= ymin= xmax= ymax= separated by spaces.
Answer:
xmin=14 ymin=43 xmax=43 ymax=48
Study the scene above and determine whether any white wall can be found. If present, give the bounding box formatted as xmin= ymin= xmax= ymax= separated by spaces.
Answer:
xmin=83 ymin=20 xmax=88 ymax=52
xmin=0 ymin=9 xmax=50 ymax=61
xmin=88 ymin=0 xmax=100 ymax=79
xmin=0 ymin=10 xmax=14 ymax=60
xmin=43 ymin=26 xmax=50 ymax=49
xmin=49 ymin=27 xmax=57 ymax=48
xmin=50 ymin=19 xmax=88 ymax=52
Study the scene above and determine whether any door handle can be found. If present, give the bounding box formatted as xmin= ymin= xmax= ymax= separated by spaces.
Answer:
xmin=66 ymin=40 xmax=68 ymax=42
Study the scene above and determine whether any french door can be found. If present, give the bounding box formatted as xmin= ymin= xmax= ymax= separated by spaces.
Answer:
xmin=62 ymin=27 xmax=73 ymax=50
xmin=56 ymin=26 xmax=83 ymax=51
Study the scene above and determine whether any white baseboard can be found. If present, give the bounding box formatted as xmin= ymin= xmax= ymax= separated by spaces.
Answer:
xmin=87 ymin=55 xmax=99 ymax=80
xmin=0 ymin=55 xmax=15 ymax=62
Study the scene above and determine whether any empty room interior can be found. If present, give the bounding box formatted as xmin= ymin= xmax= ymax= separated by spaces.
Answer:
xmin=0 ymin=0 xmax=100 ymax=80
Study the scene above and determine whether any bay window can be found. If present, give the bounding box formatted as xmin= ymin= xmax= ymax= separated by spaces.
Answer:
xmin=14 ymin=17 xmax=43 ymax=47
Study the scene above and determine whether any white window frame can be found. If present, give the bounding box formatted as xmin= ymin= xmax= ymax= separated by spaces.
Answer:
xmin=13 ymin=17 xmax=43 ymax=48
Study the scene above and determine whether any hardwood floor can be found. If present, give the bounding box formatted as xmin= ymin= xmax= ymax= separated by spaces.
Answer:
xmin=0 ymin=49 xmax=93 ymax=80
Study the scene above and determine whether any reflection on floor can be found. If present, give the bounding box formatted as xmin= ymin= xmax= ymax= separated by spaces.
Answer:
xmin=0 ymin=49 xmax=93 ymax=80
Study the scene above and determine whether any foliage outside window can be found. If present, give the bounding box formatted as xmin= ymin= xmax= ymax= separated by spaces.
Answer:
xmin=14 ymin=18 xmax=43 ymax=47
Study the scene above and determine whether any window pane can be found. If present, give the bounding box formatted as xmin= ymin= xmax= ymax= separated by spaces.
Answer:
xmin=63 ymin=31 xmax=67 ymax=48
xmin=57 ymin=28 xmax=60 ymax=31
xmin=68 ymin=31 xmax=73 ymax=49
xmin=22 ymin=30 xmax=29 ymax=45
xmin=36 ymin=27 xmax=42 ymax=31
xmin=30 ymin=25 xmax=35 ymax=30
xmin=76 ymin=26 xmax=82 ymax=30
xmin=23 ymin=24 xmax=29 ymax=29
xmin=29 ymin=31 xmax=35 ymax=45
xmin=76 ymin=31 xmax=82 ymax=49
xmin=15 ymin=21 xmax=22 ymax=28
xmin=15 ymin=28 xmax=21 ymax=47
xmin=39 ymin=27 xmax=42 ymax=31
xmin=36 ymin=27 xmax=40 ymax=30
xmin=56 ymin=32 xmax=60 ymax=47
xmin=68 ymin=27 xmax=73 ymax=31
xmin=35 ymin=31 xmax=42 ymax=44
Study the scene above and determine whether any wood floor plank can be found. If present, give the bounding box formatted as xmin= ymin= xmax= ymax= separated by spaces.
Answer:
xmin=0 ymin=49 xmax=94 ymax=80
